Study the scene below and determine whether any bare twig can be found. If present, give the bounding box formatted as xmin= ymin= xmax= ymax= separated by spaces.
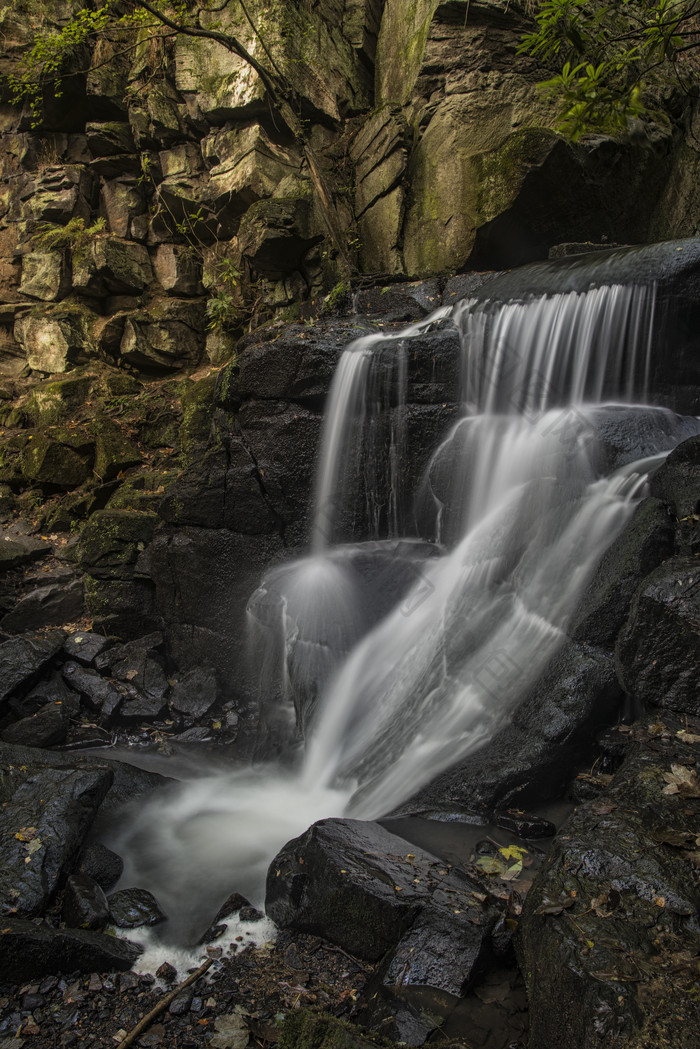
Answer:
xmin=115 ymin=957 xmax=213 ymax=1049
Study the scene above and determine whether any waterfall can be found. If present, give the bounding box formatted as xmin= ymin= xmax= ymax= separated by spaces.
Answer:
xmin=109 ymin=256 xmax=698 ymax=942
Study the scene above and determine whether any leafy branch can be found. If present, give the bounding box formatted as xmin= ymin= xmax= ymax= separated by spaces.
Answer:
xmin=519 ymin=0 xmax=700 ymax=139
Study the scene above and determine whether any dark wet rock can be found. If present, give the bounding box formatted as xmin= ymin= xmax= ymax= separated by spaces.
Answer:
xmin=0 ymin=761 xmax=113 ymax=917
xmin=63 ymin=631 xmax=111 ymax=666
xmin=518 ymin=718 xmax=700 ymax=1049
xmin=239 ymin=905 xmax=264 ymax=922
xmin=0 ymin=699 xmax=73 ymax=748
xmin=586 ymin=406 xmax=700 ymax=472
xmin=170 ymin=665 xmax=217 ymax=721
xmin=616 ymin=555 xmax=700 ymax=717
xmin=156 ymin=961 xmax=177 ymax=984
xmin=8 ymin=671 xmax=79 ymax=720
xmin=493 ymin=811 xmax=556 ymax=840
xmin=61 ymin=660 xmax=123 ymax=718
xmin=569 ymin=497 xmax=675 ymax=647
xmin=651 ymin=432 xmax=700 ymax=517
xmin=0 ymin=631 xmax=65 ymax=704
xmin=168 ymin=988 xmax=194 ymax=1015
xmin=76 ymin=842 xmax=124 ymax=891
xmin=0 ymin=532 xmax=51 ymax=570
xmin=77 ymin=509 xmax=159 ymax=580
xmin=1 ymin=577 xmax=84 ymax=633
xmin=117 ymin=686 xmax=168 ymax=722
xmin=62 ymin=873 xmax=110 ymax=930
xmin=0 ymin=740 xmax=169 ymax=819
xmin=351 ymin=285 xmax=428 ymax=321
xmin=111 ymin=648 xmax=168 ymax=699
xmin=234 ymin=320 xmax=347 ymax=406
xmin=378 ymin=904 xmax=493 ymax=999
xmin=266 ymin=817 xmax=497 ymax=985
xmin=108 ymin=887 xmax=167 ymax=928
xmin=93 ymin=631 xmax=164 ymax=673
xmin=392 ymin=643 xmax=622 ymax=819
xmin=0 ymin=918 xmax=141 ymax=982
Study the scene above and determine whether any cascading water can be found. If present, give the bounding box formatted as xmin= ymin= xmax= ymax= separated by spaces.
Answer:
xmin=110 ymin=251 xmax=700 ymax=944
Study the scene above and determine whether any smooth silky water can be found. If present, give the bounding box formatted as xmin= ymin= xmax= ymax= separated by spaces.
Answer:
xmin=109 ymin=253 xmax=699 ymax=945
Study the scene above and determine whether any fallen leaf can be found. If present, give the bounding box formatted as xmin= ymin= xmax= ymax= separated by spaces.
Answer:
xmin=662 ymin=764 xmax=700 ymax=798
xmin=210 ymin=1013 xmax=249 ymax=1049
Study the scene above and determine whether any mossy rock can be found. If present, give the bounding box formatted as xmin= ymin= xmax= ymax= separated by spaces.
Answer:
xmin=28 ymin=373 xmax=95 ymax=425
xmin=21 ymin=434 xmax=93 ymax=489
xmin=106 ymin=471 xmax=177 ymax=512
xmin=280 ymin=1011 xmax=384 ymax=1049
xmin=94 ymin=418 xmax=142 ymax=482
xmin=78 ymin=509 xmax=158 ymax=578
xmin=179 ymin=374 xmax=217 ymax=454
xmin=101 ymin=371 xmax=143 ymax=398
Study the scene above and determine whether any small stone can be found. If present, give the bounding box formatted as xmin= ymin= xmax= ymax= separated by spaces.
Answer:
xmin=108 ymin=887 xmax=167 ymax=928
xmin=62 ymin=874 xmax=110 ymax=931
xmin=155 ymin=962 xmax=177 ymax=984
xmin=76 ymin=843 xmax=124 ymax=894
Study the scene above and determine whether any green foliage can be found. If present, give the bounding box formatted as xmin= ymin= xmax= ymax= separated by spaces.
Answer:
xmin=30 ymin=216 xmax=107 ymax=258
xmin=520 ymin=0 xmax=700 ymax=139
xmin=4 ymin=0 xmax=191 ymax=126
xmin=206 ymin=256 xmax=241 ymax=331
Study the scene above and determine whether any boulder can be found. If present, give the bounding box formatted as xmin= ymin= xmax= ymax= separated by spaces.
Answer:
xmin=0 ymin=631 xmax=64 ymax=704
xmin=93 ymin=417 xmax=142 ymax=481
xmin=119 ymin=299 xmax=206 ymax=372
xmin=61 ymin=660 xmax=123 ymax=720
xmin=62 ymin=873 xmax=110 ymax=930
xmin=1 ymin=577 xmax=84 ymax=633
xmin=100 ymin=177 xmax=148 ymax=240
xmin=75 ymin=841 xmax=124 ymax=891
xmin=62 ymin=630 xmax=111 ymax=666
xmin=108 ymin=887 xmax=167 ymax=928
xmin=170 ymin=666 xmax=217 ymax=721
xmin=153 ymin=244 xmax=204 ymax=296
xmin=77 ymin=509 xmax=159 ymax=579
xmin=204 ymin=124 xmax=301 ymax=233
xmin=616 ymin=555 xmax=700 ymax=717
xmin=20 ymin=432 xmax=93 ymax=488
xmin=238 ymin=197 xmax=322 ymax=278
xmin=0 ymin=739 xmax=169 ymax=819
xmin=15 ymin=305 xmax=96 ymax=372
xmin=22 ymin=164 xmax=94 ymax=223
xmin=72 ymin=236 xmax=153 ymax=296
xmin=85 ymin=121 xmax=135 ymax=157
xmin=650 ymin=431 xmax=700 ymax=526
xmin=0 ymin=918 xmax=141 ymax=982
xmin=266 ymin=817 xmax=497 ymax=977
xmin=0 ymin=762 xmax=113 ymax=917
xmin=0 ymin=531 xmax=51 ymax=570
xmin=19 ymin=250 xmax=69 ymax=301
xmin=0 ymin=699 xmax=72 ymax=748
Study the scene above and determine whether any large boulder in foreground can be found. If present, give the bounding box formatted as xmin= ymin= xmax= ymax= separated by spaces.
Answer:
xmin=266 ymin=818 xmax=497 ymax=997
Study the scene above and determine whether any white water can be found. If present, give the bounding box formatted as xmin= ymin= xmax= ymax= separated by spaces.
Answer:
xmin=111 ymin=267 xmax=695 ymax=945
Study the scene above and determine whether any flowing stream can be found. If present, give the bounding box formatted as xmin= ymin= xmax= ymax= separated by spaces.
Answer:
xmin=111 ymin=253 xmax=698 ymax=944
